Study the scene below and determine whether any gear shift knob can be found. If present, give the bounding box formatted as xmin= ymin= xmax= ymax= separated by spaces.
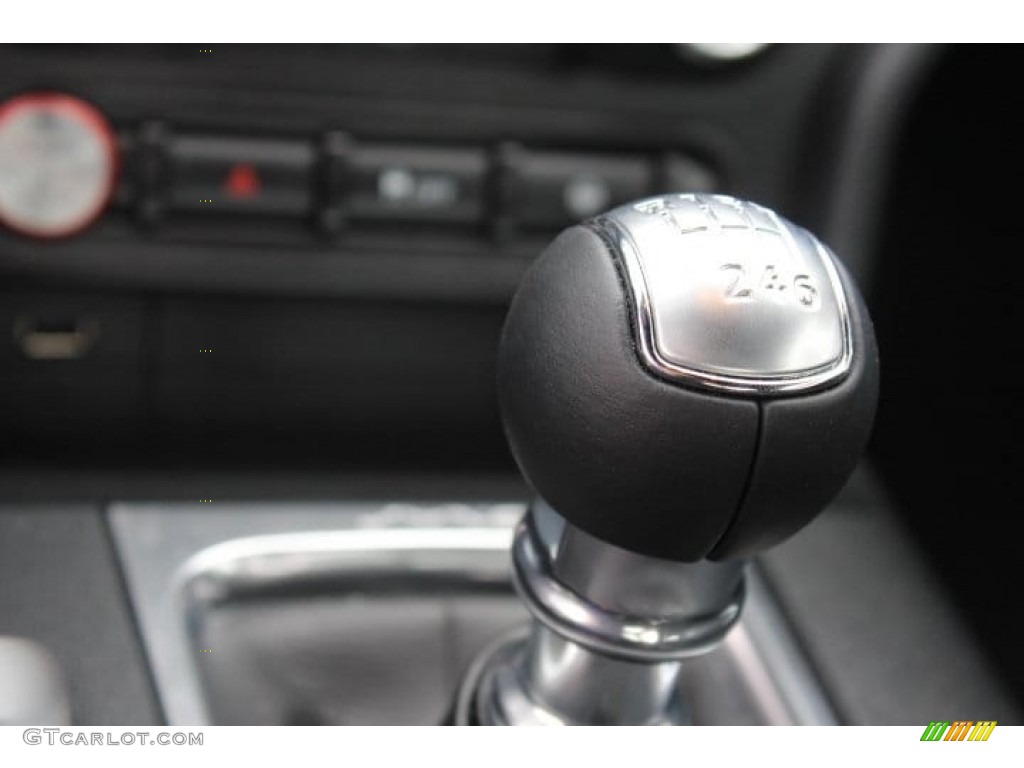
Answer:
xmin=498 ymin=194 xmax=878 ymax=561
xmin=454 ymin=194 xmax=878 ymax=726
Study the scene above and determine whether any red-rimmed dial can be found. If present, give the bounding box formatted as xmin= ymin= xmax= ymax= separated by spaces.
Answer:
xmin=0 ymin=93 xmax=118 ymax=239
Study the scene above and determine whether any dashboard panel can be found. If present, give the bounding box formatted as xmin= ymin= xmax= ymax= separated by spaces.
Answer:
xmin=0 ymin=43 xmax=872 ymax=470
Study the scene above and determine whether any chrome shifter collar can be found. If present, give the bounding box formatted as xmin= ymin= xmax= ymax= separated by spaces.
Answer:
xmin=455 ymin=503 xmax=747 ymax=725
xmin=512 ymin=502 xmax=745 ymax=663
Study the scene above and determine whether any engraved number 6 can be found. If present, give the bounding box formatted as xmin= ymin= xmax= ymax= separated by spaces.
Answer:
xmin=793 ymin=274 xmax=820 ymax=311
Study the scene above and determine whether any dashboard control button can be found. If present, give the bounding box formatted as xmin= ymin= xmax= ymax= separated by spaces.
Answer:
xmin=0 ymin=93 xmax=118 ymax=239
xmin=168 ymin=135 xmax=314 ymax=216
xmin=507 ymin=150 xmax=651 ymax=229
xmin=347 ymin=145 xmax=486 ymax=224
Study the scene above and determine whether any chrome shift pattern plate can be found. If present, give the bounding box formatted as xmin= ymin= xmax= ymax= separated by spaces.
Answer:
xmin=593 ymin=194 xmax=853 ymax=395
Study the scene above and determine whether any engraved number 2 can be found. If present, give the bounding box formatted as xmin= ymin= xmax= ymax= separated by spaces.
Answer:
xmin=720 ymin=264 xmax=754 ymax=299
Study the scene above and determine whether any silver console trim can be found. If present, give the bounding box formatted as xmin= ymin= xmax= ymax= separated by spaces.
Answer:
xmin=108 ymin=501 xmax=521 ymax=725
xmin=108 ymin=501 xmax=837 ymax=726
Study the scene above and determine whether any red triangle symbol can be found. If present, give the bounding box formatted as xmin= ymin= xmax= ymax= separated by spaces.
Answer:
xmin=223 ymin=163 xmax=261 ymax=199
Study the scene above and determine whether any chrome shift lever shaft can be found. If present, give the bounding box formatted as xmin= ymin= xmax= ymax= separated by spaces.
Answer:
xmin=455 ymin=502 xmax=744 ymax=725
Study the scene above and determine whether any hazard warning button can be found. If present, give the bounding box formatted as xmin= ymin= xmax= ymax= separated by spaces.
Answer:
xmin=168 ymin=134 xmax=313 ymax=216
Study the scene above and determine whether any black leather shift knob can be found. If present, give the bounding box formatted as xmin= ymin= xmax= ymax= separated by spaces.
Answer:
xmin=498 ymin=195 xmax=878 ymax=561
